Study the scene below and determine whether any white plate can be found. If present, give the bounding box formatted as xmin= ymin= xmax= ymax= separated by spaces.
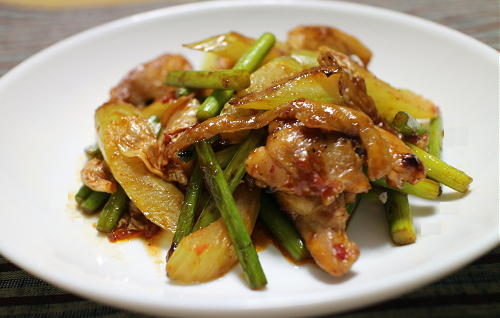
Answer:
xmin=0 ymin=1 xmax=498 ymax=317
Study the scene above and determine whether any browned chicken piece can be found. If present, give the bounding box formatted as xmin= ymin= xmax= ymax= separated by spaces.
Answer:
xmin=219 ymin=105 xmax=261 ymax=144
xmin=161 ymin=98 xmax=393 ymax=181
xmin=277 ymin=193 xmax=359 ymax=276
xmin=244 ymin=121 xmax=365 ymax=276
xmin=287 ymin=25 xmax=372 ymax=66
xmin=376 ymin=127 xmax=425 ymax=187
xmin=158 ymin=97 xmax=200 ymax=185
xmin=81 ymin=157 xmax=116 ymax=193
xmin=318 ymin=47 xmax=382 ymax=124
xmin=110 ymin=54 xmax=192 ymax=107
xmin=245 ymin=121 xmax=370 ymax=205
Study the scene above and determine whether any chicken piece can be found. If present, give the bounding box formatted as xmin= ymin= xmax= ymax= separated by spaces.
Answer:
xmin=318 ymin=46 xmax=382 ymax=124
xmin=81 ymin=157 xmax=116 ymax=193
xmin=219 ymin=105 xmax=261 ymax=144
xmin=245 ymin=121 xmax=370 ymax=205
xmin=162 ymin=98 xmax=392 ymax=181
xmin=276 ymin=192 xmax=359 ymax=277
xmin=110 ymin=54 xmax=192 ymax=107
xmin=287 ymin=25 xmax=372 ymax=66
xmin=376 ymin=127 xmax=425 ymax=187
xmin=158 ymin=97 xmax=200 ymax=185
xmin=244 ymin=121 xmax=365 ymax=276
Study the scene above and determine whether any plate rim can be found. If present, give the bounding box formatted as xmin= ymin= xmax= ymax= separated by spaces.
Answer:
xmin=0 ymin=1 xmax=498 ymax=317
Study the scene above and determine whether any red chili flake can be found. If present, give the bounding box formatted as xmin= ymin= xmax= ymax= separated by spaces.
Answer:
xmin=333 ymin=244 xmax=347 ymax=261
xmin=194 ymin=243 xmax=209 ymax=255
xmin=269 ymin=165 xmax=276 ymax=173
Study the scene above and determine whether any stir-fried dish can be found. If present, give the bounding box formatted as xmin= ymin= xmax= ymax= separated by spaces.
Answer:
xmin=75 ymin=25 xmax=472 ymax=289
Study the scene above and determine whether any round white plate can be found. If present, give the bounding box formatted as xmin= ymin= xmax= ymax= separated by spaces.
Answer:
xmin=0 ymin=1 xmax=498 ymax=317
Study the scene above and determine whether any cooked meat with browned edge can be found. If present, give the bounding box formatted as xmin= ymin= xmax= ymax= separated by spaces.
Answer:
xmin=287 ymin=25 xmax=372 ymax=66
xmin=110 ymin=54 xmax=192 ymax=107
xmin=81 ymin=157 xmax=116 ymax=193
xmin=245 ymin=122 xmax=367 ymax=276
xmin=246 ymin=121 xmax=370 ymax=205
xmin=277 ymin=193 xmax=359 ymax=276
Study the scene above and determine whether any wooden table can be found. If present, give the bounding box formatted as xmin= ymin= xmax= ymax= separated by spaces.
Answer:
xmin=1 ymin=1 xmax=499 ymax=317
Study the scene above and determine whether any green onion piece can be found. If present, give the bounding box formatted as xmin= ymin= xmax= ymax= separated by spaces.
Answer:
xmin=196 ymin=141 xmax=267 ymax=289
xmin=193 ymin=129 xmax=266 ymax=230
xmin=75 ymin=185 xmax=92 ymax=204
xmin=407 ymin=143 xmax=472 ymax=193
xmin=385 ymin=189 xmax=416 ymax=245
xmin=96 ymin=186 xmax=129 ymax=233
xmin=196 ymin=32 xmax=276 ymax=121
xmin=391 ymin=111 xmax=425 ymax=136
xmin=373 ymin=178 xmax=441 ymax=200
xmin=80 ymin=191 xmax=110 ymax=214
xmin=428 ymin=115 xmax=443 ymax=158
xmin=259 ymin=193 xmax=309 ymax=261
xmin=166 ymin=70 xmax=251 ymax=91
xmin=168 ymin=164 xmax=203 ymax=258
xmin=84 ymin=144 xmax=102 ymax=158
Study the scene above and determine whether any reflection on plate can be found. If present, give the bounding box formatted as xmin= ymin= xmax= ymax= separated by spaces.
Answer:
xmin=0 ymin=1 xmax=497 ymax=317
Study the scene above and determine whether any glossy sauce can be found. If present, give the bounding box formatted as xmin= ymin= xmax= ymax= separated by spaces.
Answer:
xmin=252 ymin=222 xmax=313 ymax=266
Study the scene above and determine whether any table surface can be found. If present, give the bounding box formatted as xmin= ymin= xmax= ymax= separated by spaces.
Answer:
xmin=0 ymin=0 xmax=499 ymax=317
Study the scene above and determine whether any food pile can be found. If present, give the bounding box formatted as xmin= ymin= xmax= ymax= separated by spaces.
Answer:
xmin=75 ymin=25 xmax=472 ymax=289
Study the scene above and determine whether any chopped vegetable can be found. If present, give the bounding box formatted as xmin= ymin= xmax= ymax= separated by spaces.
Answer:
xmin=95 ymin=102 xmax=184 ymax=231
xmin=358 ymin=68 xmax=439 ymax=120
xmin=167 ymin=184 xmax=261 ymax=284
xmin=184 ymin=31 xmax=283 ymax=65
xmin=166 ymin=70 xmax=251 ymax=90
xmin=75 ymin=185 xmax=92 ymax=204
xmin=195 ymin=141 xmax=267 ymax=289
xmin=236 ymin=56 xmax=304 ymax=95
xmin=385 ymin=189 xmax=416 ymax=245
xmin=287 ymin=49 xmax=439 ymax=120
xmin=428 ymin=115 xmax=443 ymax=158
xmin=259 ymin=193 xmax=309 ymax=262
xmin=168 ymin=164 xmax=202 ymax=257
xmin=346 ymin=195 xmax=362 ymax=215
xmin=96 ymin=185 xmax=129 ymax=233
xmin=142 ymin=100 xmax=173 ymax=118
xmin=80 ymin=191 xmax=110 ymax=214
xmin=196 ymin=32 xmax=276 ymax=121
xmin=84 ymin=144 xmax=102 ymax=158
xmin=193 ymin=129 xmax=266 ymax=230
xmin=391 ymin=111 xmax=426 ymax=136
xmin=407 ymin=143 xmax=472 ymax=193
xmin=230 ymin=67 xmax=342 ymax=110
xmin=373 ymin=178 xmax=441 ymax=200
